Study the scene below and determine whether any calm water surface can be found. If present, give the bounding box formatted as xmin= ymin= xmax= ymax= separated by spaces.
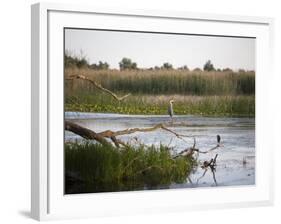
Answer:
xmin=65 ymin=112 xmax=255 ymax=188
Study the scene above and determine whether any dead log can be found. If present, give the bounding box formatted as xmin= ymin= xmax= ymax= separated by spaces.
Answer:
xmin=65 ymin=121 xmax=111 ymax=147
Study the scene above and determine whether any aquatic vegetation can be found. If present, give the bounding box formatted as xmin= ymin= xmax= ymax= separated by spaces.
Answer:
xmin=65 ymin=142 xmax=197 ymax=194
xmin=65 ymin=93 xmax=255 ymax=116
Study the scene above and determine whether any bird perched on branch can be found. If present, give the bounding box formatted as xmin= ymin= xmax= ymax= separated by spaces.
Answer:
xmin=168 ymin=99 xmax=175 ymax=123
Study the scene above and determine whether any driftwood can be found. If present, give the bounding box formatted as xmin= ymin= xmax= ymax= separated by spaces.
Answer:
xmin=66 ymin=74 xmax=131 ymax=101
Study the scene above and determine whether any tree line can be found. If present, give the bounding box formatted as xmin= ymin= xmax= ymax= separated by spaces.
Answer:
xmin=65 ymin=53 xmax=249 ymax=72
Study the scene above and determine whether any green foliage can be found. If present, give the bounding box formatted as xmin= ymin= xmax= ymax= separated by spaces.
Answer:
xmin=64 ymin=53 xmax=89 ymax=69
xmin=162 ymin=62 xmax=173 ymax=69
xmin=178 ymin=65 xmax=189 ymax=70
xmin=89 ymin=61 xmax=110 ymax=70
xmin=64 ymin=52 xmax=110 ymax=70
xmin=65 ymin=142 xmax=196 ymax=193
xmin=119 ymin=57 xmax=138 ymax=70
xmin=203 ymin=60 xmax=215 ymax=71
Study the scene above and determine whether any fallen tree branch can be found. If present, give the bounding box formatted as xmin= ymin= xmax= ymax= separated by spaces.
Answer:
xmin=66 ymin=74 xmax=131 ymax=101
xmin=65 ymin=120 xmax=194 ymax=148
xmin=65 ymin=121 xmax=111 ymax=147
xmin=98 ymin=123 xmax=193 ymax=145
xmin=197 ymin=144 xmax=221 ymax=154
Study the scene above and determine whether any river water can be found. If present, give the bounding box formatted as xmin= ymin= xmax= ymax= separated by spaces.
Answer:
xmin=65 ymin=112 xmax=255 ymax=188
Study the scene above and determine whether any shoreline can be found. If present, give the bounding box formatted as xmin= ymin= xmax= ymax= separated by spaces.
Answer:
xmin=64 ymin=110 xmax=255 ymax=119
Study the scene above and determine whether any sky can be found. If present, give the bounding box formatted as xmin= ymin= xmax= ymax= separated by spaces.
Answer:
xmin=65 ymin=28 xmax=255 ymax=71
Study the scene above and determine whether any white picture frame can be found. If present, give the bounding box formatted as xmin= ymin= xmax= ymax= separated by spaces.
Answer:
xmin=31 ymin=2 xmax=274 ymax=221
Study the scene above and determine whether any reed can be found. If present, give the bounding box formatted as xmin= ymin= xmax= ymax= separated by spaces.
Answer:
xmin=65 ymin=68 xmax=255 ymax=96
xmin=65 ymin=141 xmax=196 ymax=193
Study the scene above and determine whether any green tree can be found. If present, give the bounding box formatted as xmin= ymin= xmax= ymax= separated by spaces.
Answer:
xmin=76 ymin=58 xmax=88 ymax=68
xmin=98 ymin=61 xmax=109 ymax=70
xmin=90 ymin=61 xmax=110 ymax=70
xmin=203 ymin=60 xmax=215 ymax=71
xmin=162 ymin=62 xmax=173 ymax=69
xmin=178 ymin=65 xmax=189 ymax=70
xmin=119 ymin=57 xmax=137 ymax=70
xmin=64 ymin=51 xmax=89 ymax=69
xmin=154 ymin=66 xmax=160 ymax=70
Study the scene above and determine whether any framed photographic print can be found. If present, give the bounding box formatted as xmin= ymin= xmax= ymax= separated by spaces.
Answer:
xmin=31 ymin=2 xmax=274 ymax=221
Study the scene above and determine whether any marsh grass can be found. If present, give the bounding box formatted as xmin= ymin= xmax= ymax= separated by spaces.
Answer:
xmin=65 ymin=68 xmax=255 ymax=116
xmin=65 ymin=142 xmax=196 ymax=193
xmin=65 ymin=68 xmax=255 ymax=95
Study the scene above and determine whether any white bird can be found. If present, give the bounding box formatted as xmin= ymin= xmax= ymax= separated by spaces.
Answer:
xmin=168 ymin=99 xmax=174 ymax=123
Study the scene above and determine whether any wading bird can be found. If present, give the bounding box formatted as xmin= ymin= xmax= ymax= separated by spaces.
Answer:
xmin=168 ymin=99 xmax=174 ymax=123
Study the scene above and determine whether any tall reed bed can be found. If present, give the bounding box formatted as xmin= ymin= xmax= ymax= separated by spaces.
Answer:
xmin=65 ymin=68 xmax=255 ymax=96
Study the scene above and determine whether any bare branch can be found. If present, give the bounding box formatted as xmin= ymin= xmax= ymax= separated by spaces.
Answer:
xmin=196 ymin=144 xmax=221 ymax=154
xmin=211 ymin=169 xmax=218 ymax=186
xmin=65 ymin=121 xmax=111 ymax=147
xmin=66 ymin=74 xmax=131 ymax=101
xmin=196 ymin=169 xmax=208 ymax=184
xmin=196 ymin=154 xmax=218 ymax=186
xmin=65 ymin=120 xmax=196 ymax=151
xmin=98 ymin=123 xmax=192 ymax=145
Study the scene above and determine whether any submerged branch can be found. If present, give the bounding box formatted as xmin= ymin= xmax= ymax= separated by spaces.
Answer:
xmin=197 ymin=144 xmax=221 ymax=154
xmin=196 ymin=154 xmax=218 ymax=186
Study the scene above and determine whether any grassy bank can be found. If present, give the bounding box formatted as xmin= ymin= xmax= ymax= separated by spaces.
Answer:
xmin=65 ymin=142 xmax=196 ymax=194
xmin=65 ymin=93 xmax=255 ymax=117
